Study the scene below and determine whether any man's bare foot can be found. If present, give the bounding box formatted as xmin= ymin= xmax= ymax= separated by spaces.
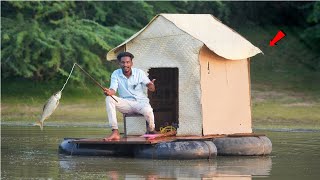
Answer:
xmin=103 ymin=129 xmax=121 ymax=141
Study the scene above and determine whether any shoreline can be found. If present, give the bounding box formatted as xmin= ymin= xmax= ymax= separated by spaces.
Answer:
xmin=1 ymin=122 xmax=319 ymax=133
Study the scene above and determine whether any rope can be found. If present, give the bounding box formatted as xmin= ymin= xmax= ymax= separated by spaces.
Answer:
xmin=70 ymin=142 xmax=77 ymax=156
xmin=203 ymin=141 xmax=212 ymax=159
xmin=258 ymin=136 xmax=266 ymax=155
xmin=160 ymin=126 xmax=176 ymax=134
xmin=60 ymin=63 xmax=76 ymax=92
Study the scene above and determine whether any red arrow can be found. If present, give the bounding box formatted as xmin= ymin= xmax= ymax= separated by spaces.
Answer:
xmin=270 ymin=30 xmax=286 ymax=46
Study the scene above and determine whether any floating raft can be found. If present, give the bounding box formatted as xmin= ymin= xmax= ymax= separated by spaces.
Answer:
xmin=59 ymin=133 xmax=272 ymax=159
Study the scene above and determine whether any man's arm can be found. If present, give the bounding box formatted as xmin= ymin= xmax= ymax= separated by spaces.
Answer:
xmin=104 ymin=71 xmax=118 ymax=96
xmin=147 ymin=79 xmax=156 ymax=92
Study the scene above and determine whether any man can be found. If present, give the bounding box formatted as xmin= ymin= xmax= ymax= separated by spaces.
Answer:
xmin=103 ymin=52 xmax=156 ymax=141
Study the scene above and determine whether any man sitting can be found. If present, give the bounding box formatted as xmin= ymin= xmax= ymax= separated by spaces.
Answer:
xmin=103 ymin=52 xmax=156 ymax=141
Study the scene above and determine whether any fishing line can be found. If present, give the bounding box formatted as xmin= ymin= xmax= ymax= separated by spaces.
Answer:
xmin=60 ymin=63 xmax=76 ymax=92
xmin=59 ymin=63 xmax=118 ymax=103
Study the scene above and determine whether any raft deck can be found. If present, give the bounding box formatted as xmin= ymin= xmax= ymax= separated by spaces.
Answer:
xmin=69 ymin=132 xmax=266 ymax=145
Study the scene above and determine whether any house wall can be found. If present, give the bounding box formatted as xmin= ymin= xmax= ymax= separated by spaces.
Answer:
xmin=199 ymin=46 xmax=252 ymax=135
xmin=126 ymin=16 xmax=204 ymax=135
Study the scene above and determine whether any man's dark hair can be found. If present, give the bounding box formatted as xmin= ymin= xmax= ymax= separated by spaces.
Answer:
xmin=117 ymin=52 xmax=134 ymax=61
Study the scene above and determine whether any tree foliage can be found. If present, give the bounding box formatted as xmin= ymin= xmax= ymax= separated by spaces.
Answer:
xmin=1 ymin=1 xmax=319 ymax=82
xmin=307 ymin=2 xmax=320 ymax=46
xmin=1 ymin=1 xmax=137 ymax=81
xmin=301 ymin=2 xmax=320 ymax=71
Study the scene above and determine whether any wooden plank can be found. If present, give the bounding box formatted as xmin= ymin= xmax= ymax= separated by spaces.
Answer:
xmin=70 ymin=130 xmax=263 ymax=146
xmin=69 ymin=132 xmax=265 ymax=145
xmin=175 ymin=134 xmax=226 ymax=140
xmin=227 ymin=133 xmax=266 ymax=137
xmin=174 ymin=133 xmax=264 ymax=140
xmin=71 ymin=131 xmax=177 ymax=145
xmin=71 ymin=137 xmax=156 ymax=144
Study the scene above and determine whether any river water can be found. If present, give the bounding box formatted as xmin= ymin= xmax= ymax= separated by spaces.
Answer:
xmin=1 ymin=125 xmax=320 ymax=179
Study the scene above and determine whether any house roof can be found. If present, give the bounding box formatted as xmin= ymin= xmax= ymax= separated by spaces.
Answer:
xmin=107 ymin=14 xmax=262 ymax=61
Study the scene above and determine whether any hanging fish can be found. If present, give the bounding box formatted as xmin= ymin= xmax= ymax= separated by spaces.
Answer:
xmin=34 ymin=64 xmax=76 ymax=131
xmin=34 ymin=63 xmax=117 ymax=130
xmin=35 ymin=91 xmax=62 ymax=130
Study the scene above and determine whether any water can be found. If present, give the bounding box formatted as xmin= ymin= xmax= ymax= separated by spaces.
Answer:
xmin=1 ymin=125 xmax=320 ymax=179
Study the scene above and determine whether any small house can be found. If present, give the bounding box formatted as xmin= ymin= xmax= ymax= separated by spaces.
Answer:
xmin=106 ymin=14 xmax=262 ymax=136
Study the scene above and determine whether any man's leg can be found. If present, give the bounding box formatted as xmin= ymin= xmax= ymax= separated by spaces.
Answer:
xmin=135 ymin=102 xmax=155 ymax=133
xmin=104 ymin=96 xmax=134 ymax=140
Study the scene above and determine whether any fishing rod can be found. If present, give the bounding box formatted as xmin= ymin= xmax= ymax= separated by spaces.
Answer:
xmin=75 ymin=63 xmax=118 ymax=103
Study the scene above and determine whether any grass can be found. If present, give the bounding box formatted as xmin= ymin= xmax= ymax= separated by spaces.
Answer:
xmin=251 ymin=87 xmax=320 ymax=129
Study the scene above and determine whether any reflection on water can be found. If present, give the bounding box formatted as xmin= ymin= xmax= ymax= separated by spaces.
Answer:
xmin=1 ymin=125 xmax=320 ymax=179
xmin=59 ymin=156 xmax=271 ymax=179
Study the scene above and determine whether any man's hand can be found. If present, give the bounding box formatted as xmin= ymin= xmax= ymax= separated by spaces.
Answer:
xmin=147 ymin=79 xmax=156 ymax=92
xmin=103 ymin=88 xmax=115 ymax=96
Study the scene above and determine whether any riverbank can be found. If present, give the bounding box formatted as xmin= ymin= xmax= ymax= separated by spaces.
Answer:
xmin=251 ymin=86 xmax=320 ymax=130
xmin=2 ymin=79 xmax=319 ymax=130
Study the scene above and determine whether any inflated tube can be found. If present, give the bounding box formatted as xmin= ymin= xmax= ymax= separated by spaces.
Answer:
xmin=212 ymin=136 xmax=272 ymax=156
xmin=59 ymin=138 xmax=133 ymax=156
xmin=134 ymin=141 xmax=217 ymax=159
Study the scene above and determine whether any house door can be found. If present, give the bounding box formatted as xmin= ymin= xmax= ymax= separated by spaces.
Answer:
xmin=148 ymin=68 xmax=179 ymax=130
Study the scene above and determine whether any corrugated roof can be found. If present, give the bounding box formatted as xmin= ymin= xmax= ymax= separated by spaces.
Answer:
xmin=107 ymin=14 xmax=262 ymax=60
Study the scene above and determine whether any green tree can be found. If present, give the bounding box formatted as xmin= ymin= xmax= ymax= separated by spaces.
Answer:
xmin=149 ymin=1 xmax=230 ymax=22
xmin=301 ymin=1 xmax=320 ymax=71
xmin=2 ymin=1 xmax=318 ymax=82
xmin=1 ymin=1 xmax=136 ymax=81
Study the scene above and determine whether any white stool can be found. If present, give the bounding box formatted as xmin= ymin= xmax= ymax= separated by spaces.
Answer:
xmin=123 ymin=113 xmax=147 ymax=136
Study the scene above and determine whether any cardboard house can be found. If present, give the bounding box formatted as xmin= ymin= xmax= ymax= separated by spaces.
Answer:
xmin=106 ymin=14 xmax=262 ymax=136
